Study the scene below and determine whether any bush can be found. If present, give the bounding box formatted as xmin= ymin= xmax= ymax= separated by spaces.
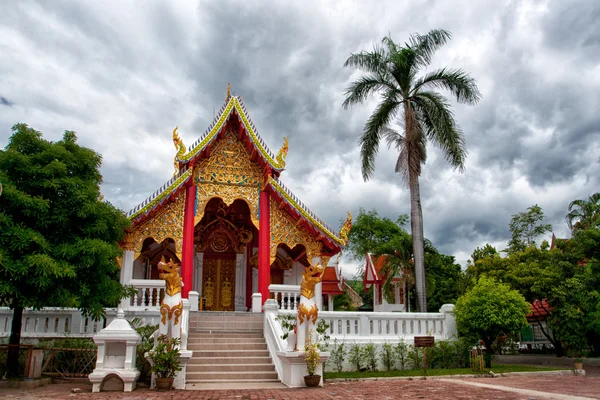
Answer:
xmin=361 ymin=343 xmax=378 ymax=372
xmin=348 ymin=343 xmax=362 ymax=371
xmin=380 ymin=342 xmax=395 ymax=371
xmin=129 ymin=318 xmax=158 ymax=382
xmin=408 ymin=346 xmax=422 ymax=369
xmin=330 ymin=339 xmax=347 ymax=373
xmin=395 ymin=338 xmax=409 ymax=370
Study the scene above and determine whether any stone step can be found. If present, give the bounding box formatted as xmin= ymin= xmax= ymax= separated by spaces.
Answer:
xmin=188 ymin=337 xmax=266 ymax=344
xmin=188 ymin=356 xmax=272 ymax=365
xmin=186 ymin=381 xmax=286 ymax=390
xmin=191 ymin=349 xmax=270 ymax=358
xmin=189 ymin=332 xmax=263 ymax=338
xmin=186 ymin=371 xmax=279 ymax=381
xmin=187 ymin=363 xmax=275 ymax=373
xmin=188 ymin=342 xmax=267 ymax=351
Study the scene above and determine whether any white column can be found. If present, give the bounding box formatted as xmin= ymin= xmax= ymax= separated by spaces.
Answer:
xmin=252 ymin=267 xmax=258 ymax=294
xmin=328 ymin=294 xmax=334 ymax=311
xmin=235 ymin=252 xmax=246 ymax=311
xmin=120 ymin=249 xmax=135 ymax=309
xmin=195 ymin=252 xmax=203 ymax=293
xmin=312 ymin=256 xmax=323 ymax=311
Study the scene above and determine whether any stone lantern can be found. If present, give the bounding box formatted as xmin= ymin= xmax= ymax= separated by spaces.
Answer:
xmin=89 ymin=309 xmax=141 ymax=392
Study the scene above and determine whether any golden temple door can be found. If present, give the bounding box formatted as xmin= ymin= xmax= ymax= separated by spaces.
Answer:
xmin=202 ymin=254 xmax=236 ymax=311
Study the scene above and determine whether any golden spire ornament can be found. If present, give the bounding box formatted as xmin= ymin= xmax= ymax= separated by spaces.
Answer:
xmin=226 ymin=82 xmax=231 ymax=101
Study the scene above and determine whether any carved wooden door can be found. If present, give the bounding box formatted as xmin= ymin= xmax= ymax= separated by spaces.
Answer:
xmin=202 ymin=254 xmax=236 ymax=311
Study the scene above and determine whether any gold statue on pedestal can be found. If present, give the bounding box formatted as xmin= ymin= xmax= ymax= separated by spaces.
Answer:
xmin=158 ymin=257 xmax=183 ymax=338
xmin=296 ymin=263 xmax=324 ymax=350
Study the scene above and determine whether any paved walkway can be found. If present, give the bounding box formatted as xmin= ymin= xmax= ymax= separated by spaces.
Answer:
xmin=0 ymin=375 xmax=598 ymax=399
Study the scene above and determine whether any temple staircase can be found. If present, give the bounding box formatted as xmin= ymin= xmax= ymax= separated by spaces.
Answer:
xmin=186 ymin=312 xmax=281 ymax=389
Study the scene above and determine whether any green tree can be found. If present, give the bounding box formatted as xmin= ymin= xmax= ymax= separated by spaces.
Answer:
xmin=506 ymin=204 xmax=552 ymax=254
xmin=566 ymin=192 xmax=600 ymax=232
xmin=0 ymin=124 xmax=130 ymax=376
xmin=454 ymin=276 xmax=529 ymax=367
xmin=342 ymin=30 xmax=480 ymax=311
xmin=471 ymin=244 xmax=498 ymax=263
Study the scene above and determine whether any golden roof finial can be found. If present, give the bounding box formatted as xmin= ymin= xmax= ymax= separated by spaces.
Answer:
xmin=226 ymin=82 xmax=231 ymax=101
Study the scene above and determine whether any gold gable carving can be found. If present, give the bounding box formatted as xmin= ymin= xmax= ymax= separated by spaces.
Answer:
xmin=270 ymin=197 xmax=322 ymax=262
xmin=195 ymin=130 xmax=262 ymax=227
xmin=131 ymin=193 xmax=185 ymax=259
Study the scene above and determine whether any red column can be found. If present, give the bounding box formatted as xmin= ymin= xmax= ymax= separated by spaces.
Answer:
xmin=181 ymin=182 xmax=196 ymax=298
xmin=258 ymin=190 xmax=270 ymax=305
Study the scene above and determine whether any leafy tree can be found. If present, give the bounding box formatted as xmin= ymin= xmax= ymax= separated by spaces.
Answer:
xmin=566 ymin=192 xmax=600 ymax=232
xmin=345 ymin=208 xmax=408 ymax=262
xmin=0 ymin=124 xmax=130 ymax=376
xmin=506 ymin=204 xmax=552 ymax=254
xmin=454 ymin=276 xmax=529 ymax=367
xmin=424 ymin=251 xmax=461 ymax=311
xmin=471 ymin=244 xmax=498 ymax=263
xmin=342 ymin=30 xmax=480 ymax=311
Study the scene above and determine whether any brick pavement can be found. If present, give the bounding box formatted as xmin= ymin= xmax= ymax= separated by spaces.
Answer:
xmin=1 ymin=375 xmax=599 ymax=400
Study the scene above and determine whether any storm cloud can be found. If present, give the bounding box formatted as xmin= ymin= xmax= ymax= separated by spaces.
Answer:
xmin=1 ymin=0 xmax=599 ymax=276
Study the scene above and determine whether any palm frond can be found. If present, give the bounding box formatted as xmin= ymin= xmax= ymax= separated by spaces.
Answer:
xmin=344 ymin=44 xmax=388 ymax=75
xmin=412 ymin=91 xmax=466 ymax=171
xmin=407 ymin=29 xmax=452 ymax=67
xmin=360 ymin=97 xmax=401 ymax=181
xmin=342 ymin=75 xmax=391 ymax=109
xmin=411 ymin=68 xmax=481 ymax=105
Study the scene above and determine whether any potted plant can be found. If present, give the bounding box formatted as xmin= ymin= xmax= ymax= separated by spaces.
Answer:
xmin=147 ymin=334 xmax=182 ymax=391
xmin=304 ymin=338 xmax=321 ymax=387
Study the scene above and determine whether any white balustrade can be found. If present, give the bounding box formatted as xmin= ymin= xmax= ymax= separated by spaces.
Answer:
xmin=128 ymin=279 xmax=166 ymax=309
xmin=268 ymin=284 xmax=301 ymax=311
xmin=275 ymin=306 xmax=456 ymax=342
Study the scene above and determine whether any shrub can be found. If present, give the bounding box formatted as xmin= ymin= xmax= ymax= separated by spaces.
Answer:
xmin=380 ymin=342 xmax=395 ymax=371
xmin=330 ymin=339 xmax=347 ymax=373
xmin=348 ymin=343 xmax=362 ymax=371
xmin=395 ymin=338 xmax=409 ymax=370
xmin=361 ymin=342 xmax=378 ymax=372
xmin=408 ymin=346 xmax=422 ymax=369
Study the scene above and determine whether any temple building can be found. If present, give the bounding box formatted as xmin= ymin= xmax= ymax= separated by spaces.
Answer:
xmin=118 ymin=86 xmax=351 ymax=311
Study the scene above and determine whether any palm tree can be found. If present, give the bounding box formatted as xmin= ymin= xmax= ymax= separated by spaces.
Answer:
xmin=342 ymin=30 xmax=480 ymax=311
xmin=566 ymin=192 xmax=600 ymax=232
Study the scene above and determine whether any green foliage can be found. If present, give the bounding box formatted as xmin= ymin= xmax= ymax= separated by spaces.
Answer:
xmin=147 ymin=334 xmax=182 ymax=379
xmin=395 ymin=338 xmax=409 ymax=370
xmin=329 ymin=339 xmax=347 ymax=373
xmin=129 ymin=318 xmax=158 ymax=382
xmin=506 ymin=204 xmax=552 ymax=254
xmin=424 ymin=251 xmax=462 ymax=312
xmin=380 ymin=342 xmax=395 ymax=371
xmin=0 ymin=124 xmax=131 ymax=376
xmin=348 ymin=343 xmax=362 ymax=371
xmin=304 ymin=337 xmax=321 ymax=376
xmin=408 ymin=346 xmax=422 ymax=369
xmin=275 ymin=314 xmax=296 ymax=341
xmin=361 ymin=342 xmax=378 ymax=372
xmin=435 ymin=340 xmax=453 ymax=369
xmin=566 ymin=192 xmax=600 ymax=232
xmin=454 ymin=276 xmax=529 ymax=367
xmin=345 ymin=208 xmax=409 ymax=263
xmin=316 ymin=319 xmax=331 ymax=343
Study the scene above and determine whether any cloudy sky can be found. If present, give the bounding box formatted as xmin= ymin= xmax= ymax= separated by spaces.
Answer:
xmin=2 ymin=0 xmax=599 ymax=276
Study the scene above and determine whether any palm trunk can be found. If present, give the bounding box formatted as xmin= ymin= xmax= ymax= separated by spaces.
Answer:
xmin=6 ymin=304 xmax=23 ymax=378
xmin=409 ymin=174 xmax=426 ymax=312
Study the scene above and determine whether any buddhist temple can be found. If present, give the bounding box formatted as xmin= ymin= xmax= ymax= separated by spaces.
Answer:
xmin=118 ymin=86 xmax=351 ymax=311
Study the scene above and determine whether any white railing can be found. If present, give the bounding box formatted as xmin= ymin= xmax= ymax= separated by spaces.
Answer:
xmin=276 ymin=304 xmax=457 ymax=342
xmin=263 ymin=300 xmax=286 ymax=380
xmin=127 ymin=279 xmax=166 ymax=309
xmin=0 ymin=308 xmax=162 ymax=338
xmin=180 ymin=299 xmax=190 ymax=351
xmin=268 ymin=284 xmax=300 ymax=311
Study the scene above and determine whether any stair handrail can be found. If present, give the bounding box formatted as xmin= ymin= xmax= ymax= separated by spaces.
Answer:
xmin=180 ymin=299 xmax=190 ymax=351
xmin=263 ymin=300 xmax=285 ymax=380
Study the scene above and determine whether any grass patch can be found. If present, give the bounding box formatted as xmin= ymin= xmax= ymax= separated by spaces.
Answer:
xmin=324 ymin=364 xmax=566 ymax=379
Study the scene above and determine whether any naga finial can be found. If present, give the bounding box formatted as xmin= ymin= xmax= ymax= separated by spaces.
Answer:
xmin=276 ymin=136 xmax=289 ymax=167
xmin=226 ymin=82 xmax=231 ymax=101
xmin=172 ymin=126 xmax=186 ymax=176
xmin=339 ymin=211 xmax=353 ymax=245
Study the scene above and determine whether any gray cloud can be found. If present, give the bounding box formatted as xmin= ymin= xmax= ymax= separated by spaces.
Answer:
xmin=1 ymin=0 xmax=599 ymax=272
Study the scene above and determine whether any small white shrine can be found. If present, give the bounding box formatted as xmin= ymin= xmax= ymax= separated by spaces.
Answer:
xmin=88 ymin=308 xmax=141 ymax=392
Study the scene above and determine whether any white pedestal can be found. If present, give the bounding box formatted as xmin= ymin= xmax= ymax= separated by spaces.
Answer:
xmin=276 ymin=351 xmax=329 ymax=387
xmin=252 ymin=293 xmax=262 ymax=313
xmin=90 ymin=369 xmax=140 ymax=392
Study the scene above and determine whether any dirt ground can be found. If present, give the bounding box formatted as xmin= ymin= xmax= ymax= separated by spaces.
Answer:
xmin=0 ymin=374 xmax=599 ymax=400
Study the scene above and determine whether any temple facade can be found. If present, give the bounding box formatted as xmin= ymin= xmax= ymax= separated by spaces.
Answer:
xmin=118 ymin=87 xmax=351 ymax=311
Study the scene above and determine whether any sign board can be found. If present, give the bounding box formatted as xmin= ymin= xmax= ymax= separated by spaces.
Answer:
xmin=414 ymin=336 xmax=435 ymax=348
